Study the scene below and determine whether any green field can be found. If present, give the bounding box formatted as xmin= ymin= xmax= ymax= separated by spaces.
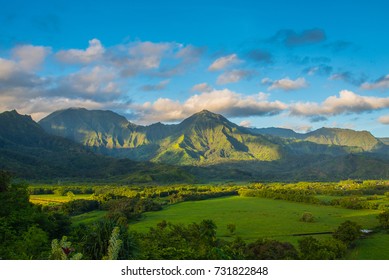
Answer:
xmin=130 ymin=196 xmax=380 ymax=244
xmin=71 ymin=210 xmax=108 ymax=226
xmin=30 ymin=194 xmax=94 ymax=205
xmin=347 ymin=232 xmax=389 ymax=259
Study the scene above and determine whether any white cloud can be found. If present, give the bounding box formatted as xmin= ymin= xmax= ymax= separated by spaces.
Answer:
xmin=191 ymin=83 xmax=213 ymax=92
xmin=361 ymin=74 xmax=389 ymax=90
xmin=53 ymin=66 xmax=121 ymax=101
xmin=290 ymin=90 xmax=389 ymax=117
xmin=378 ymin=115 xmax=389 ymax=125
xmin=56 ymin=38 xmax=105 ymax=64
xmin=263 ymin=77 xmax=308 ymax=91
xmin=216 ymin=69 xmax=254 ymax=84
xmin=208 ymin=54 xmax=241 ymax=71
xmin=131 ymin=89 xmax=287 ymax=123
xmin=12 ymin=45 xmax=51 ymax=71
xmin=0 ymin=58 xmax=18 ymax=80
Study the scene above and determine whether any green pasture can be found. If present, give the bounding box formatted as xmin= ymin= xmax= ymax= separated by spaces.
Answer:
xmin=130 ymin=196 xmax=380 ymax=244
xmin=347 ymin=232 xmax=389 ymax=260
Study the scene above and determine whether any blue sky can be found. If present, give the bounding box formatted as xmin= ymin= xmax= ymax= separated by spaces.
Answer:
xmin=1 ymin=0 xmax=389 ymax=136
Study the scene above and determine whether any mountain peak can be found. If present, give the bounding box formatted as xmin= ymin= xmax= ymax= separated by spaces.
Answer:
xmin=178 ymin=110 xmax=234 ymax=129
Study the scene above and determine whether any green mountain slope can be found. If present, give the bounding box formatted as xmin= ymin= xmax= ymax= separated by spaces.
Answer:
xmin=304 ymin=127 xmax=382 ymax=152
xmin=152 ymin=110 xmax=282 ymax=164
xmin=0 ymin=110 xmax=193 ymax=182
xmin=40 ymin=109 xmax=283 ymax=165
xmin=250 ymin=126 xmax=383 ymax=152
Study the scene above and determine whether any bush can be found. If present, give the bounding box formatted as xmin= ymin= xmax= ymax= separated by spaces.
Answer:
xmin=300 ymin=212 xmax=315 ymax=223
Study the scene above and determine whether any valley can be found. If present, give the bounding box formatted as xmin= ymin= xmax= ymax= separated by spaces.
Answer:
xmin=1 ymin=108 xmax=389 ymax=260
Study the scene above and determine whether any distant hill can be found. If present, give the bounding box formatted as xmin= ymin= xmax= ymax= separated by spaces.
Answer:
xmin=250 ymin=126 xmax=383 ymax=152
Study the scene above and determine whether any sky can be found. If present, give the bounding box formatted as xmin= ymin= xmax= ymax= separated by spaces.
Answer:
xmin=1 ymin=0 xmax=389 ymax=136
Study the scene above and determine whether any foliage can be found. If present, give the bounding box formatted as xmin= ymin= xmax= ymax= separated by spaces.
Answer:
xmin=75 ymin=218 xmax=137 ymax=260
xmin=333 ymin=220 xmax=362 ymax=246
xmin=298 ymin=236 xmax=347 ymax=260
xmin=245 ymin=239 xmax=299 ymax=260
xmin=377 ymin=210 xmax=389 ymax=229
xmin=0 ymin=177 xmax=66 ymax=259
xmin=300 ymin=212 xmax=315 ymax=223
xmin=49 ymin=236 xmax=82 ymax=260
xmin=103 ymin=227 xmax=123 ymax=260
xmin=61 ymin=199 xmax=100 ymax=216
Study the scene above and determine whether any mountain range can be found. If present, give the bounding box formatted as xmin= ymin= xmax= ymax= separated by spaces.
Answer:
xmin=2 ymin=107 xmax=389 ymax=182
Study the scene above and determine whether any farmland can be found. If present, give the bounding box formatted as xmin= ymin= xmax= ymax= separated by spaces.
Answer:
xmin=130 ymin=196 xmax=380 ymax=244
xmin=2 ymin=177 xmax=389 ymax=260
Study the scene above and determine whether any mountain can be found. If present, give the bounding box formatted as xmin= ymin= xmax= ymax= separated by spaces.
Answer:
xmin=250 ymin=126 xmax=383 ymax=152
xmin=3 ymin=108 xmax=389 ymax=181
xmin=38 ymin=108 xmax=138 ymax=148
xmin=304 ymin=127 xmax=382 ymax=152
xmin=0 ymin=110 xmax=193 ymax=182
xmin=248 ymin=127 xmax=304 ymax=139
xmin=40 ymin=109 xmax=283 ymax=165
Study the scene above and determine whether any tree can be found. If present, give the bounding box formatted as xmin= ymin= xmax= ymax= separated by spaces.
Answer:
xmin=298 ymin=237 xmax=346 ymax=260
xmin=245 ymin=239 xmax=299 ymax=260
xmin=0 ymin=170 xmax=11 ymax=192
xmin=333 ymin=220 xmax=361 ymax=246
xmin=377 ymin=210 xmax=389 ymax=229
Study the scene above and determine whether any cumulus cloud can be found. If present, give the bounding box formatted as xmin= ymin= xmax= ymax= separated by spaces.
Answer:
xmin=208 ymin=54 xmax=241 ymax=71
xmin=262 ymin=77 xmax=308 ymax=91
xmin=0 ymin=45 xmax=51 ymax=88
xmin=191 ymin=83 xmax=213 ymax=92
xmin=56 ymin=38 xmax=105 ymax=64
xmin=361 ymin=74 xmax=389 ymax=90
xmin=290 ymin=90 xmax=389 ymax=117
xmin=217 ymin=69 xmax=254 ymax=84
xmin=131 ymin=89 xmax=287 ymax=123
xmin=269 ymin=28 xmax=326 ymax=47
xmin=12 ymin=45 xmax=51 ymax=70
xmin=378 ymin=115 xmax=389 ymax=125
xmin=53 ymin=66 xmax=121 ymax=101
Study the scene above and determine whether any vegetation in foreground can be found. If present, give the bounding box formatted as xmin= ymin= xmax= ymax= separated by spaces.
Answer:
xmin=2 ymin=170 xmax=389 ymax=260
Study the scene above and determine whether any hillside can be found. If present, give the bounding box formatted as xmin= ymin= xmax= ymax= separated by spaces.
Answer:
xmin=40 ymin=109 xmax=284 ymax=165
xmin=251 ymin=126 xmax=383 ymax=152
xmin=0 ymin=110 xmax=193 ymax=182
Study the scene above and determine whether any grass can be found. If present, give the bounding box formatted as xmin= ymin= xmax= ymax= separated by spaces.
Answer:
xmin=348 ymin=232 xmax=389 ymax=259
xmin=30 ymin=194 xmax=94 ymax=205
xmin=130 ymin=196 xmax=380 ymax=245
xmin=70 ymin=210 xmax=108 ymax=227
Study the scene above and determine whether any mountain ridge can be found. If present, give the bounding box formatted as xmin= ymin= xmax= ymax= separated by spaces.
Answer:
xmin=2 ymin=108 xmax=389 ymax=181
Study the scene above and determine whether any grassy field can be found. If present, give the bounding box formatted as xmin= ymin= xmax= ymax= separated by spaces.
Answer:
xmin=70 ymin=210 xmax=108 ymax=226
xmin=130 ymin=196 xmax=380 ymax=245
xmin=30 ymin=194 xmax=94 ymax=205
xmin=347 ymin=232 xmax=389 ymax=259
